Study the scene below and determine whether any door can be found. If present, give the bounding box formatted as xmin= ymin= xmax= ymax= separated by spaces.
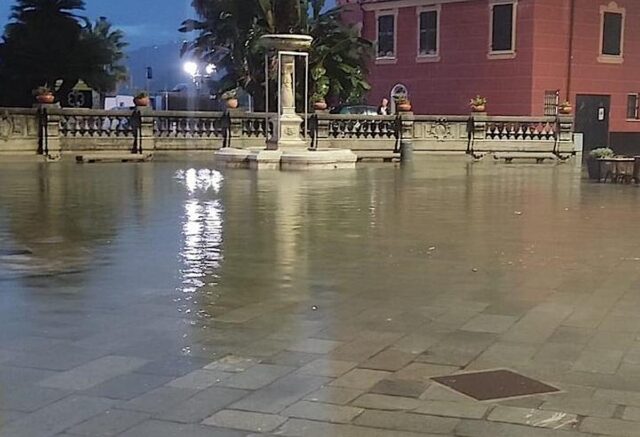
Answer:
xmin=575 ymin=95 xmax=610 ymax=154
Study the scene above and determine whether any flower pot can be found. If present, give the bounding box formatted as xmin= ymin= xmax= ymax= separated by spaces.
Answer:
xmin=397 ymin=103 xmax=412 ymax=112
xmin=586 ymin=158 xmax=601 ymax=181
xmin=313 ymin=101 xmax=327 ymax=111
xmin=134 ymin=97 xmax=150 ymax=107
xmin=471 ymin=104 xmax=486 ymax=113
xmin=559 ymin=106 xmax=572 ymax=115
xmin=36 ymin=94 xmax=55 ymax=104
xmin=226 ymin=98 xmax=239 ymax=109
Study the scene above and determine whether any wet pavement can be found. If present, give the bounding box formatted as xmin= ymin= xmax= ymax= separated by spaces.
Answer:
xmin=0 ymin=157 xmax=639 ymax=436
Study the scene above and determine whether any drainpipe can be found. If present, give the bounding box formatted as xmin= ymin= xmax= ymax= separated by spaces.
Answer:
xmin=566 ymin=0 xmax=576 ymax=101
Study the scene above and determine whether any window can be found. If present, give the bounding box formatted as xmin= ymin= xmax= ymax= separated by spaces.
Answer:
xmin=544 ymin=90 xmax=560 ymax=116
xmin=490 ymin=3 xmax=515 ymax=53
xmin=418 ymin=10 xmax=439 ymax=57
xmin=599 ymin=3 xmax=625 ymax=63
xmin=377 ymin=14 xmax=395 ymax=58
xmin=602 ymin=12 xmax=623 ymax=55
xmin=627 ymin=94 xmax=639 ymax=120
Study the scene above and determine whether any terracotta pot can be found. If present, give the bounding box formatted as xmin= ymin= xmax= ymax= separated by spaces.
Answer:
xmin=226 ymin=98 xmax=239 ymax=109
xmin=397 ymin=103 xmax=412 ymax=112
xmin=313 ymin=101 xmax=327 ymax=110
xmin=559 ymin=105 xmax=572 ymax=115
xmin=471 ymin=104 xmax=486 ymax=113
xmin=134 ymin=97 xmax=150 ymax=107
xmin=36 ymin=94 xmax=55 ymax=104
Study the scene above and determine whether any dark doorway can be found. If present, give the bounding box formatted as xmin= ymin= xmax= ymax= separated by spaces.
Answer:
xmin=575 ymin=95 xmax=610 ymax=154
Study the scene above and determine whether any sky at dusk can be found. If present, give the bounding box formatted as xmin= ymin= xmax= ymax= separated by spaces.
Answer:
xmin=1 ymin=0 xmax=337 ymax=49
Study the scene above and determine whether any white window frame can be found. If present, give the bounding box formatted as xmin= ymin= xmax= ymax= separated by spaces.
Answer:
xmin=376 ymin=9 xmax=398 ymax=64
xmin=598 ymin=1 xmax=625 ymax=64
xmin=488 ymin=1 xmax=517 ymax=60
xmin=416 ymin=5 xmax=441 ymax=62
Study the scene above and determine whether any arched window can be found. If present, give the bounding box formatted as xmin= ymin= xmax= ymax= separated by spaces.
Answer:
xmin=390 ymin=84 xmax=408 ymax=114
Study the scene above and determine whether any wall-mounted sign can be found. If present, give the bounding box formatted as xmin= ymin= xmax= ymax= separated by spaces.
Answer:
xmin=598 ymin=107 xmax=606 ymax=121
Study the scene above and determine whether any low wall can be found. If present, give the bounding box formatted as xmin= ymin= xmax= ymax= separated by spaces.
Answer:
xmin=0 ymin=106 xmax=576 ymax=159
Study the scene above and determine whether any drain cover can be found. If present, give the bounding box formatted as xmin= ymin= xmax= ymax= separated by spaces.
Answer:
xmin=431 ymin=369 xmax=559 ymax=401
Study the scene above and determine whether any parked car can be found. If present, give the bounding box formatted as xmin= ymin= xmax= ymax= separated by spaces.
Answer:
xmin=330 ymin=105 xmax=379 ymax=116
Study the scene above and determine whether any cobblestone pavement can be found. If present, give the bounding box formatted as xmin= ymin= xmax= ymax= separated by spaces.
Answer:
xmin=1 ymin=158 xmax=640 ymax=436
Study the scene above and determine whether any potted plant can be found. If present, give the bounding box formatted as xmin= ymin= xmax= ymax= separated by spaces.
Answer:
xmin=311 ymin=65 xmax=329 ymax=111
xmin=470 ymin=95 xmax=487 ymax=112
xmin=221 ymin=88 xmax=239 ymax=109
xmin=33 ymin=86 xmax=55 ymax=104
xmin=134 ymin=91 xmax=150 ymax=107
xmin=559 ymin=100 xmax=573 ymax=115
xmin=587 ymin=147 xmax=615 ymax=180
xmin=396 ymin=97 xmax=412 ymax=112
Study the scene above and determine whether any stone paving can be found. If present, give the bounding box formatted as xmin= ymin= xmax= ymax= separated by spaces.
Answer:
xmin=1 ymin=160 xmax=640 ymax=436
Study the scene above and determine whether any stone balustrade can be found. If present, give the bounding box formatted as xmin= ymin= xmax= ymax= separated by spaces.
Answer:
xmin=0 ymin=105 xmax=576 ymax=159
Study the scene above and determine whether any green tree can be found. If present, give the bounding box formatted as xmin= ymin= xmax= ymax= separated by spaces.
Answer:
xmin=0 ymin=0 xmax=128 ymax=106
xmin=180 ymin=0 xmax=372 ymax=109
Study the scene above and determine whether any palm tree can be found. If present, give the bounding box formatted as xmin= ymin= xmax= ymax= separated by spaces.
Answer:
xmin=180 ymin=0 xmax=372 ymax=109
xmin=0 ymin=0 xmax=128 ymax=106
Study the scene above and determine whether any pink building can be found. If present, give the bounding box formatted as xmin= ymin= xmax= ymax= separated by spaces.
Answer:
xmin=339 ymin=0 xmax=640 ymax=153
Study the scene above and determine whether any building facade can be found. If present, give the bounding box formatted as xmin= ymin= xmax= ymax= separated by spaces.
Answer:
xmin=338 ymin=0 xmax=640 ymax=152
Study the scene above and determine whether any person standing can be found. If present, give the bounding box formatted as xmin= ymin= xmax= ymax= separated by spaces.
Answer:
xmin=377 ymin=98 xmax=390 ymax=115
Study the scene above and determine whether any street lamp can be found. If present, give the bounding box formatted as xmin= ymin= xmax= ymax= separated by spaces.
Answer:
xmin=183 ymin=62 xmax=216 ymax=90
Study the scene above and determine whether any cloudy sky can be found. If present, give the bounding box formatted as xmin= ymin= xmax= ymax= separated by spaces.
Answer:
xmin=1 ymin=0 xmax=337 ymax=49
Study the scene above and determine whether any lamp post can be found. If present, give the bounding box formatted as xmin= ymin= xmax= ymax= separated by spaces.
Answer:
xmin=183 ymin=61 xmax=216 ymax=91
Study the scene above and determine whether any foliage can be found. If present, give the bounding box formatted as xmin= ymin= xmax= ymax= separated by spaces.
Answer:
xmin=180 ymin=0 xmax=373 ymax=109
xmin=470 ymin=95 xmax=487 ymax=107
xmin=310 ymin=65 xmax=328 ymax=102
xmin=0 ymin=0 xmax=128 ymax=107
xmin=221 ymin=88 xmax=238 ymax=100
xmin=135 ymin=90 xmax=149 ymax=99
xmin=588 ymin=147 xmax=615 ymax=159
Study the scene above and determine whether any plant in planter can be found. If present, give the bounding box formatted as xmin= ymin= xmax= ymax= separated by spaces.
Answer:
xmin=33 ymin=86 xmax=55 ymax=104
xmin=559 ymin=100 xmax=573 ymax=115
xmin=134 ymin=91 xmax=150 ymax=107
xmin=395 ymin=97 xmax=412 ymax=112
xmin=587 ymin=147 xmax=615 ymax=181
xmin=311 ymin=65 xmax=329 ymax=110
xmin=470 ymin=95 xmax=487 ymax=112
xmin=221 ymin=88 xmax=239 ymax=109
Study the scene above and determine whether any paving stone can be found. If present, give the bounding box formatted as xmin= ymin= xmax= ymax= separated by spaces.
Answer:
xmin=462 ymin=315 xmax=518 ymax=334
xmin=276 ymin=418 xmax=437 ymax=437
xmin=0 ymin=385 xmax=71 ymax=412
xmin=329 ymin=340 xmax=392 ymax=362
xmin=354 ymin=410 xmax=459 ymax=434
xmin=360 ymin=349 xmax=417 ymax=372
xmin=351 ymin=393 xmax=422 ymax=411
xmin=230 ymin=374 xmax=330 ymax=413
xmin=203 ymin=410 xmax=287 ymax=432
xmin=4 ymin=345 xmax=107 ymax=372
xmin=413 ymin=399 xmax=489 ymax=419
xmin=488 ymin=406 xmax=578 ymax=430
xmin=420 ymin=384 xmax=475 ymax=402
xmin=594 ymin=389 xmax=640 ymax=407
xmin=83 ymin=372 xmax=172 ymax=400
xmin=580 ymin=416 xmax=640 ymax=436
xmin=39 ymin=356 xmax=148 ymax=390
xmin=282 ymin=400 xmax=363 ymax=423
xmin=0 ymin=409 xmax=27 ymax=424
xmin=137 ymin=356 xmax=211 ymax=377
xmin=418 ymin=332 xmax=496 ymax=367
xmin=204 ymin=355 xmax=260 ymax=373
xmin=548 ymin=327 xmax=594 ymax=345
xmin=394 ymin=362 xmax=459 ymax=382
xmin=118 ymin=419 xmax=247 ymax=437
xmin=262 ymin=351 xmax=322 ymax=367
xmin=297 ymin=359 xmax=357 ymax=377
xmin=167 ymin=369 xmax=232 ymax=390
xmin=572 ymin=349 xmax=624 ymax=374
xmin=541 ymin=396 xmax=616 ymax=418
xmin=370 ymin=378 xmax=429 ymax=398
xmin=0 ymin=395 xmax=116 ymax=437
xmin=287 ymin=338 xmax=342 ymax=354
xmin=66 ymin=409 xmax=149 ymax=436
xmin=305 ymin=387 xmax=363 ymax=405
xmin=456 ymin=419 xmax=591 ymax=437
xmin=218 ymin=364 xmax=294 ymax=390
xmin=154 ymin=386 xmax=248 ymax=423
xmin=623 ymin=406 xmax=640 ymax=422
xmin=121 ymin=386 xmax=199 ymax=414
xmin=330 ymin=368 xmax=391 ymax=390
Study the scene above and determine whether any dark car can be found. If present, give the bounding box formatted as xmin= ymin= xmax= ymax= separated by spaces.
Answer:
xmin=330 ymin=105 xmax=379 ymax=116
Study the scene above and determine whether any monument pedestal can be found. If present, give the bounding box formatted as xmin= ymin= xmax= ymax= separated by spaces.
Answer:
xmin=214 ymin=147 xmax=357 ymax=170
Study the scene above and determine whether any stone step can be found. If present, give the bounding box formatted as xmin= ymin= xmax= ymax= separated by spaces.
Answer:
xmin=493 ymin=152 xmax=559 ymax=163
xmin=75 ymin=153 xmax=153 ymax=163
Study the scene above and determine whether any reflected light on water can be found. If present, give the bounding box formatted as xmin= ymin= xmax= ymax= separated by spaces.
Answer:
xmin=175 ymin=168 xmax=225 ymax=323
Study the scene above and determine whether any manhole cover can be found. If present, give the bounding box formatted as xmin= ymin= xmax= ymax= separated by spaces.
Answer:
xmin=431 ymin=369 xmax=560 ymax=401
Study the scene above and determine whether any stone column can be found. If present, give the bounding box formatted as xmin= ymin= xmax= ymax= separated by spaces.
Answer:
xmin=267 ymin=54 xmax=306 ymax=150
